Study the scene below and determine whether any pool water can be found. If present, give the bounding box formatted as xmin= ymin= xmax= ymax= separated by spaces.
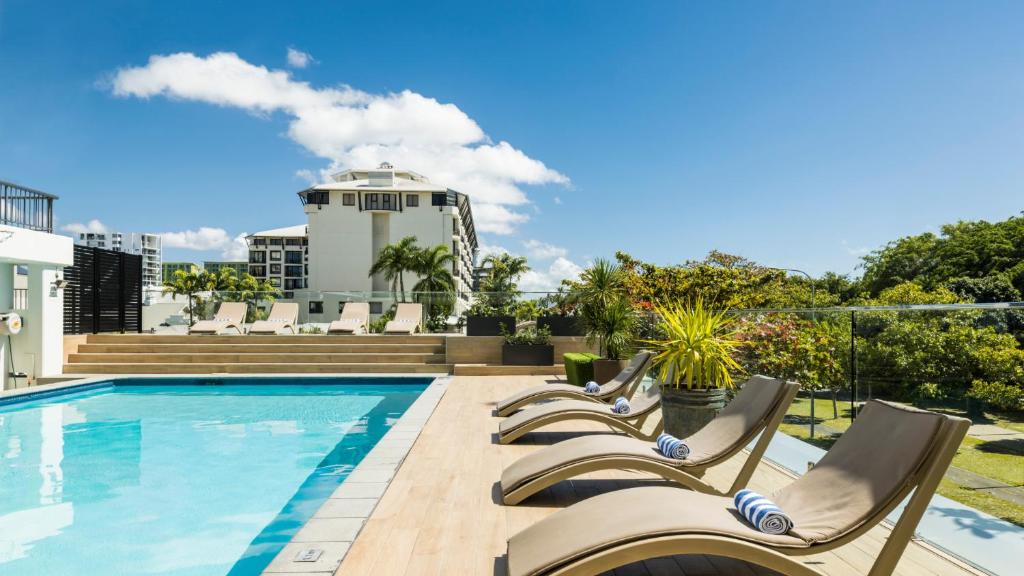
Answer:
xmin=0 ymin=378 xmax=429 ymax=575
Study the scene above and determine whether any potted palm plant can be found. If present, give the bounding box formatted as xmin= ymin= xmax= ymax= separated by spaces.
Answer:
xmin=502 ymin=325 xmax=554 ymax=365
xmin=570 ymin=258 xmax=636 ymax=382
xmin=647 ymin=299 xmax=745 ymax=438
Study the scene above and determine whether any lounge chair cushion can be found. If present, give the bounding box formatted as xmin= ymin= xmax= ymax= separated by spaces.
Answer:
xmin=507 ymin=486 xmax=808 ymax=576
xmin=497 ymin=384 xmax=593 ymax=412
xmin=773 ymin=401 xmax=945 ymax=543
xmin=499 ymin=400 xmax=635 ymax=436
xmin=501 ymin=434 xmax=687 ymax=495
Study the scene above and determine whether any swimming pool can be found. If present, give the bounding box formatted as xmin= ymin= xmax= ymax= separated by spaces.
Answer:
xmin=0 ymin=377 xmax=430 ymax=575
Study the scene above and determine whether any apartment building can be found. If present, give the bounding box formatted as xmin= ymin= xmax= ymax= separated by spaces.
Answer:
xmin=76 ymin=231 xmax=162 ymax=286
xmin=162 ymin=261 xmax=199 ymax=283
xmin=203 ymin=261 xmax=249 ymax=278
xmin=245 ymin=225 xmax=308 ymax=298
xmin=298 ymin=163 xmax=478 ymax=298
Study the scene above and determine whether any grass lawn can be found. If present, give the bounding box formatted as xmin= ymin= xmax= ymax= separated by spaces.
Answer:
xmin=989 ymin=411 xmax=1024 ymax=434
xmin=780 ymin=394 xmax=1024 ymax=527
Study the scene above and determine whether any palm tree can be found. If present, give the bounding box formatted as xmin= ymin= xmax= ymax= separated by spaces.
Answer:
xmin=568 ymin=258 xmax=633 ymax=358
xmin=369 ymin=235 xmax=420 ymax=301
xmin=162 ymin=269 xmax=216 ymax=324
xmin=479 ymin=253 xmax=530 ymax=313
xmin=412 ymin=244 xmax=457 ymax=323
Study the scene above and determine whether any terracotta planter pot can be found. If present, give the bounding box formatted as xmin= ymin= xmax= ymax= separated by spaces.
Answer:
xmin=592 ymin=358 xmax=628 ymax=384
xmin=660 ymin=387 xmax=729 ymax=438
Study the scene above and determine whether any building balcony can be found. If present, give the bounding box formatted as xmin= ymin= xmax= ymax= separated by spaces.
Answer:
xmin=0 ymin=179 xmax=57 ymax=233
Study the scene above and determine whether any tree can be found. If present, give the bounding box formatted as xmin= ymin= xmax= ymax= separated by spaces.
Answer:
xmin=369 ymin=235 xmax=420 ymax=301
xmin=412 ymin=244 xmax=457 ymax=326
xmin=162 ymin=269 xmax=217 ymax=324
xmin=476 ymin=253 xmax=530 ymax=314
xmin=215 ymin=268 xmax=280 ymax=322
xmin=566 ymin=258 xmax=635 ymax=359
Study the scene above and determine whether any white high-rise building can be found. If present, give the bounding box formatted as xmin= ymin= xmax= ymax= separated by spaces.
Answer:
xmin=299 ymin=164 xmax=478 ymax=296
xmin=245 ymin=225 xmax=308 ymax=298
xmin=76 ymin=231 xmax=162 ymax=286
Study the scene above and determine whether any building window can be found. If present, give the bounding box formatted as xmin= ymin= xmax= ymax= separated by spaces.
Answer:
xmin=285 ymin=251 xmax=303 ymax=264
xmin=306 ymin=191 xmax=329 ymax=205
xmin=369 ymin=301 xmax=383 ymax=314
xmin=286 ymin=238 xmax=302 ymax=246
xmin=309 ymin=301 xmax=323 ymax=314
xmin=269 ymin=238 xmax=283 ymax=246
xmin=283 ymin=291 xmax=294 ymax=299
xmin=269 ymin=277 xmax=281 ymax=287
xmin=249 ymin=265 xmax=267 ymax=277
xmin=270 ymin=251 xmax=281 ymax=261
xmin=252 ymin=238 xmax=266 ymax=246
xmin=343 ymin=193 xmax=356 ymax=206
xmin=249 ymin=251 xmax=266 ymax=264
xmin=285 ymin=278 xmax=303 ymax=290
xmin=285 ymin=265 xmax=302 ymax=277
xmin=365 ymin=193 xmax=397 ymax=211
xmin=270 ymin=264 xmax=281 ymax=274
xmin=406 ymin=194 xmax=419 ymax=207
xmin=432 ymin=192 xmax=447 ymax=206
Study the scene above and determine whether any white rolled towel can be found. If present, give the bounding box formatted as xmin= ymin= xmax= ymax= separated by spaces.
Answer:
xmin=656 ymin=432 xmax=690 ymax=460
xmin=583 ymin=381 xmax=600 ymax=394
xmin=611 ymin=396 xmax=630 ymax=414
xmin=734 ymin=489 xmax=793 ymax=535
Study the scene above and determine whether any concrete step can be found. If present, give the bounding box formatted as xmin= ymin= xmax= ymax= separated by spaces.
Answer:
xmin=85 ymin=334 xmax=447 ymax=345
xmin=453 ymin=364 xmax=567 ymax=376
xmin=77 ymin=343 xmax=445 ymax=354
xmin=63 ymin=363 xmax=452 ymax=374
xmin=68 ymin=353 xmax=448 ymax=364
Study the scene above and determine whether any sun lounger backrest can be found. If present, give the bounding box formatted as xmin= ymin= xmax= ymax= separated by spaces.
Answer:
xmin=773 ymin=400 xmax=950 ymax=544
xmin=267 ymin=302 xmax=298 ymax=322
xmin=214 ymin=302 xmax=247 ymax=322
xmin=684 ymin=375 xmax=789 ymax=463
xmin=600 ymin=351 xmax=652 ymax=395
xmin=394 ymin=303 xmax=422 ymax=322
xmin=340 ymin=302 xmax=370 ymax=321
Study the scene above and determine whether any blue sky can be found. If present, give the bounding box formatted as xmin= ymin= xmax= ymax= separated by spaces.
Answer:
xmin=2 ymin=1 xmax=1022 ymax=289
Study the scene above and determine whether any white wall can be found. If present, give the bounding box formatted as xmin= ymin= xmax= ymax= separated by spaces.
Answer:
xmin=0 ymin=225 xmax=72 ymax=389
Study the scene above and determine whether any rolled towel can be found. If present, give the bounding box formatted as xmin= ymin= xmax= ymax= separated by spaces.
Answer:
xmin=611 ymin=396 xmax=630 ymax=414
xmin=583 ymin=381 xmax=600 ymax=394
xmin=656 ymin=432 xmax=690 ymax=460
xmin=734 ymin=489 xmax=793 ymax=535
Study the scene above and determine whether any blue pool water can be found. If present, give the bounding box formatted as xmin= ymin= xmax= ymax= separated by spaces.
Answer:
xmin=0 ymin=378 xmax=429 ymax=575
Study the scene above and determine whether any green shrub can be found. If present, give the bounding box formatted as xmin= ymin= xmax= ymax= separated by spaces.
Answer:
xmin=299 ymin=325 xmax=323 ymax=334
xmin=969 ymin=380 xmax=1024 ymax=411
xmin=564 ymin=352 xmax=601 ymax=386
xmin=504 ymin=325 xmax=552 ymax=346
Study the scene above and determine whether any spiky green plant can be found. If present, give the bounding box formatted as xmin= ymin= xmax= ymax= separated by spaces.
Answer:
xmin=646 ymin=299 xmax=745 ymax=390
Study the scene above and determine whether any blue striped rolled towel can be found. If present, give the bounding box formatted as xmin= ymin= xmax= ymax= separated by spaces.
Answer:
xmin=611 ymin=396 xmax=631 ymax=414
xmin=583 ymin=381 xmax=600 ymax=393
xmin=656 ymin=433 xmax=690 ymax=460
xmin=734 ymin=489 xmax=793 ymax=535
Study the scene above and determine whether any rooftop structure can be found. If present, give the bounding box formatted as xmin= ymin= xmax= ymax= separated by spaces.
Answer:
xmin=246 ymin=225 xmax=308 ymax=297
xmin=203 ymin=260 xmax=248 ymax=277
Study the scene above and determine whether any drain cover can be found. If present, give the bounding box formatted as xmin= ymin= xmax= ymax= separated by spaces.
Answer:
xmin=294 ymin=548 xmax=323 ymax=562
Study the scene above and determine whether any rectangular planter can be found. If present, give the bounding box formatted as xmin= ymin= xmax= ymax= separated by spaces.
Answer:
xmin=466 ymin=315 xmax=516 ymax=336
xmin=502 ymin=344 xmax=555 ymax=366
xmin=563 ymin=352 xmax=601 ymax=385
xmin=537 ymin=315 xmax=583 ymax=336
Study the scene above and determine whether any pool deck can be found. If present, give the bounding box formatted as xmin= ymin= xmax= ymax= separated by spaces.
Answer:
xmin=334 ymin=375 xmax=987 ymax=576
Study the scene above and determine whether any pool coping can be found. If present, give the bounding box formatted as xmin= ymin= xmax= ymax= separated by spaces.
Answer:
xmin=260 ymin=375 xmax=450 ymax=575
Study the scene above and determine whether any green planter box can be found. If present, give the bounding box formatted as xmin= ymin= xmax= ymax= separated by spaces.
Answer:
xmin=563 ymin=352 xmax=601 ymax=386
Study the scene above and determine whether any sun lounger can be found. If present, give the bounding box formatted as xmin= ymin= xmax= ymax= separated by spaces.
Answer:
xmin=328 ymin=302 xmax=370 ymax=334
xmin=498 ymin=380 xmax=664 ymax=445
xmin=500 ymin=375 xmax=799 ymax=504
xmin=384 ymin=303 xmax=422 ymax=334
xmin=505 ymin=400 xmax=969 ymax=576
xmin=248 ymin=302 xmax=298 ymax=335
xmin=496 ymin=352 xmax=653 ymax=417
xmin=189 ymin=302 xmax=247 ymax=335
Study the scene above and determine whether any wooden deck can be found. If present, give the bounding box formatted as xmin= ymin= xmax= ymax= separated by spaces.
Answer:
xmin=336 ymin=375 xmax=984 ymax=576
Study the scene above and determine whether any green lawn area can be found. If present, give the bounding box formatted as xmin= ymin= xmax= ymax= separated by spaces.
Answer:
xmin=781 ymin=395 xmax=1024 ymax=527
xmin=990 ymin=411 xmax=1024 ymax=434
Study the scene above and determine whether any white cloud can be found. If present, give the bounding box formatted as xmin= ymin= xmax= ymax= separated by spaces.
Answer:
xmin=553 ymin=196 xmax=563 ymax=205
xmin=523 ymin=239 xmax=567 ymax=260
xmin=221 ymin=233 xmax=250 ymax=260
xmin=294 ymin=169 xmax=318 ymax=185
xmin=159 ymin=227 xmax=234 ymax=251
xmin=109 ymin=51 xmax=568 ymax=234
xmin=286 ymin=47 xmax=313 ymax=69
xmin=62 ymin=219 xmax=108 ymax=235
xmin=477 ymin=242 xmax=510 ymax=259
xmin=518 ymin=257 xmax=584 ymax=293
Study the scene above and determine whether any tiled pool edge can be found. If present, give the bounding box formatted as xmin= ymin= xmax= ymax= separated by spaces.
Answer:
xmin=261 ymin=376 xmax=450 ymax=575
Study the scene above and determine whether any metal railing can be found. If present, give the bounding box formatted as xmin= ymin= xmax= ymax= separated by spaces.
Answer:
xmin=0 ymin=179 xmax=58 ymax=233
